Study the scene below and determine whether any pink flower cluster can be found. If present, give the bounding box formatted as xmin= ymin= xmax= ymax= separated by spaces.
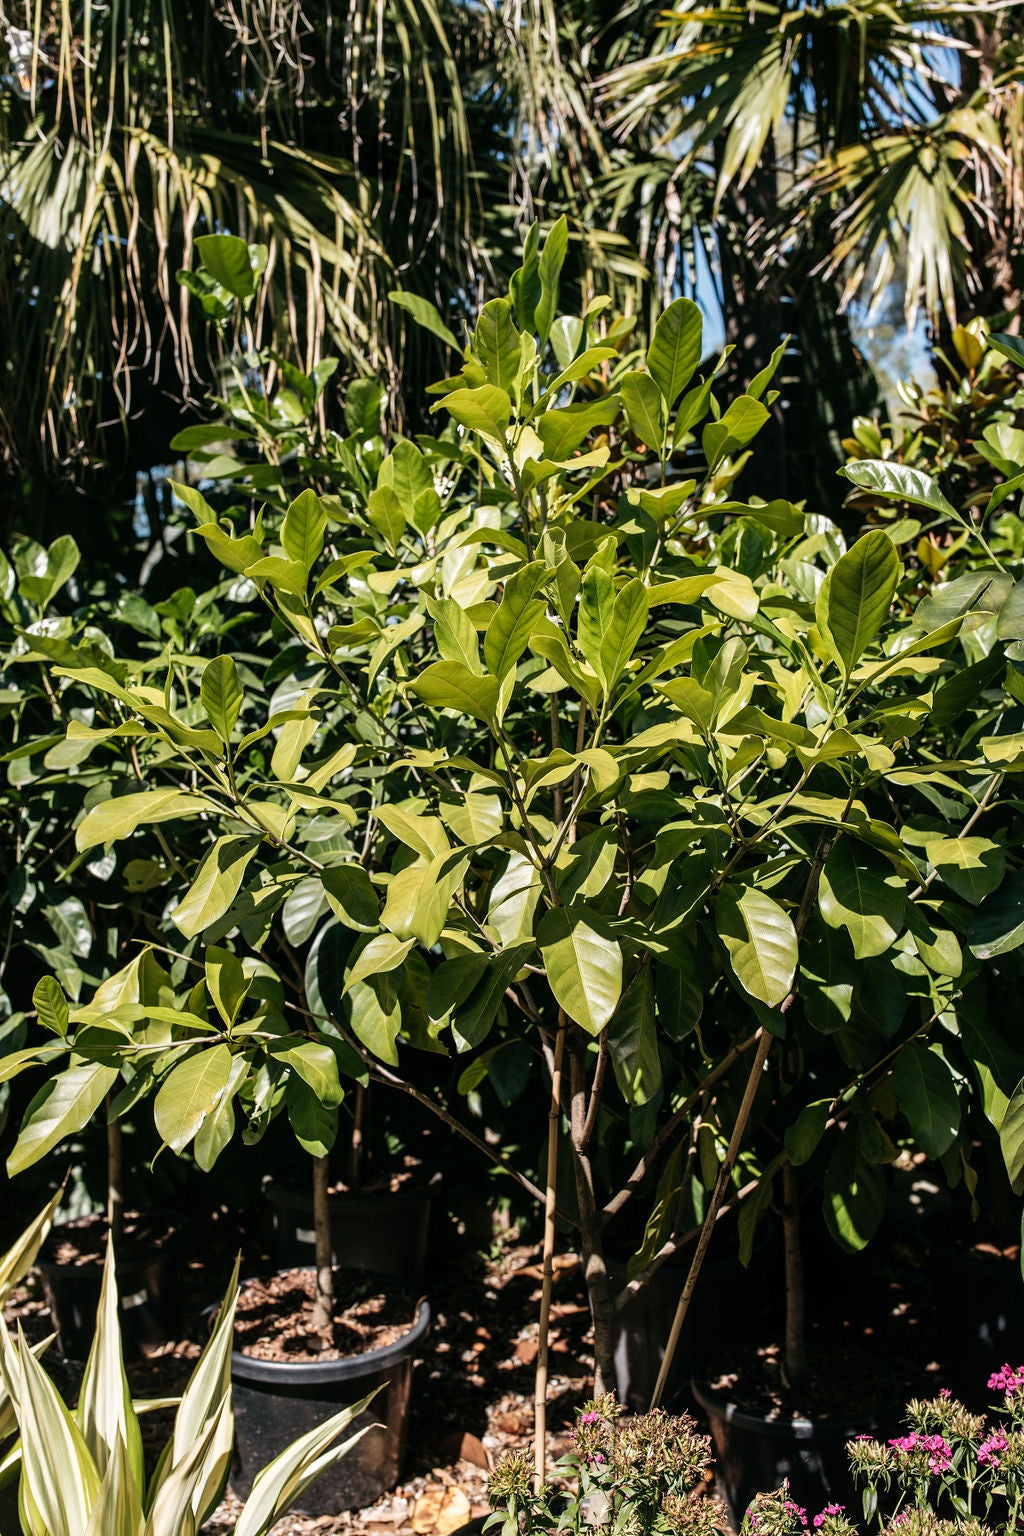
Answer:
xmin=813 ymin=1504 xmax=845 ymax=1528
xmin=888 ymin=1433 xmax=952 ymax=1474
xmin=784 ymin=1500 xmax=807 ymax=1527
xmin=579 ymin=1411 xmax=601 ymax=1425
xmin=988 ymin=1365 xmax=1024 ymax=1398
xmin=978 ymin=1433 xmax=1007 ymax=1468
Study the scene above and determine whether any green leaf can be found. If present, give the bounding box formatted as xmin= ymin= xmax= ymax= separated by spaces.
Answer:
xmin=717 ymin=885 xmax=797 ymax=1009
xmin=76 ymin=789 xmax=209 ymax=851
xmin=281 ymin=489 xmax=327 ymax=572
xmin=194 ymin=1057 xmax=247 ymax=1171
xmin=274 ymin=1041 xmax=345 ymax=1106
xmin=823 ymin=1134 xmax=886 ymax=1252
xmin=838 ymin=459 xmax=957 ymax=518
xmin=172 ymin=836 xmax=260 ymax=940
xmin=348 ymin=978 xmax=401 ymax=1065
xmin=577 ymin=567 xmax=615 ymax=687
xmin=475 ymin=299 xmax=522 ymax=392
xmin=195 ymin=233 xmax=258 ymax=299
xmin=702 ymin=395 xmax=769 ymax=466
xmin=426 ymin=595 xmax=483 ymax=674
xmin=1000 ymin=1078 xmax=1024 ymax=1193
xmin=154 ymin=1045 xmax=235 ymax=1154
xmin=599 ymin=579 xmax=649 ymax=694
xmin=322 ymin=865 xmax=379 ymax=931
xmin=620 ymin=372 xmax=666 ymax=450
xmin=815 ymin=531 xmax=901 ymax=677
xmin=646 ymin=298 xmax=702 ymax=407
xmin=928 ymin=837 xmax=1005 ymax=905
xmin=892 ymin=1044 xmax=960 ymax=1160
xmin=537 ymin=905 xmax=622 ymax=1035
xmin=785 ymin=1101 xmax=830 ymax=1166
xmin=287 ymin=1079 xmax=338 ymax=1158
xmin=968 ymin=868 xmax=1024 ymax=959
xmin=45 ymin=896 xmax=92 ymax=959
xmin=434 ymin=385 xmax=511 ymax=444
xmin=8 ymin=1062 xmax=118 ymax=1176
xmin=990 ymin=332 xmax=1024 ymax=371
xmin=818 ymin=839 xmax=904 ymax=959
xmin=345 ymin=933 xmax=415 ymax=994
xmin=389 ymin=289 xmax=460 ymax=350
xmin=534 ymin=215 xmax=569 ymax=344
xmin=201 ymin=656 xmax=243 ymax=743
xmin=205 ymin=946 xmax=251 ymax=1027
xmin=409 ymin=660 xmax=499 ymax=723
xmin=608 ymin=970 xmax=661 ymax=1106
xmin=484 ymin=562 xmax=549 ymax=682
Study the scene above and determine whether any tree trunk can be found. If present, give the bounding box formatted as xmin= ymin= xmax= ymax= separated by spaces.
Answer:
xmin=311 ymin=1153 xmax=333 ymax=1341
xmin=781 ymin=1161 xmax=807 ymax=1389
xmin=106 ymin=1100 xmax=124 ymax=1246
xmin=535 ymin=1019 xmax=566 ymax=1489
xmin=347 ymin=1082 xmax=367 ymax=1191
xmin=568 ymin=1031 xmax=616 ymax=1397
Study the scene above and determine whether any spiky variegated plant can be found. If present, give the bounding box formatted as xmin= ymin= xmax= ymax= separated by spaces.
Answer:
xmin=0 ymin=1230 xmax=374 ymax=1536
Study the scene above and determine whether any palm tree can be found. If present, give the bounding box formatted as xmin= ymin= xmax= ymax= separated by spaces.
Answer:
xmin=602 ymin=0 xmax=1024 ymax=329
xmin=0 ymin=0 xmax=662 ymax=521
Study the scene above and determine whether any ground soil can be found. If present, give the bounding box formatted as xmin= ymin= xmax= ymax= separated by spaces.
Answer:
xmin=43 ymin=1209 xmax=177 ymax=1267
xmin=703 ymin=1339 xmax=894 ymax=1423
xmin=233 ymin=1267 xmax=418 ymax=1362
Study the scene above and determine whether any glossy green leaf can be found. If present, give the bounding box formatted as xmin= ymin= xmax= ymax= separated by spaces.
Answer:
xmin=969 ymin=868 xmax=1024 ymax=959
xmin=409 ymin=660 xmax=499 ymax=723
xmin=484 ymin=562 xmax=549 ymax=682
xmin=537 ymin=905 xmax=622 ymax=1035
xmin=201 ymin=656 xmax=243 ymax=743
xmin=818 ymin=839 xmax=904 ymax=958
xmin=434 ymin=385 xmax=511 ymax=444
xmin=824 ymin=1134 xmax=886 ymax=1252
xmin=599 ymin=579 xmax=649 ymax=693
xmin=172 ymin=836 xmax=260 ymax=940
xmin=76 ymin=790 xmax=209 ymax=851
xmin=154 ymin=1045 xmax=234 ymax=1154
xmin=195 ymin=233 xmax=258 ymax=298
xmin=322 ymin=865 xmax=380 ymax=931
xmin=717 ymin=885 xmax=797 ymax=1008
xmin=838 ymin=459 xmax=957 ymax=517
xmin=281 ymin=489 xmax=327 ymax=572
xmin=815 ymin=530 xmax=901 ymax=677
xmin=389 ymin=290 xmax=459 ymax=350
xmin=646 ymin=297 xmax=702 ymax=407
xmin=608 ymin=969 xmax=661 ymax=1106
xmin=534 ymin=215 xmax=569 ymax=344
xmin=784 ymin=1101 xmax=830 ymax=1166
xmin=892 ymin=1044 xmax=960 ymax=1159
xmin=8 ymin=1062 xmax=119 ymax=1176
xmin=620 ymin=371 xmax=666 ymax=450
xmin=475 ymin=299 xmax=522 ymax=392
xmin=1000 ymin=1078 xmax=1024 ymax=1194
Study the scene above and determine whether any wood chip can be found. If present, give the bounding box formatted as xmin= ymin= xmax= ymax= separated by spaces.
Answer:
xmin=411 ymin=1486 xmax=472 ymax=1536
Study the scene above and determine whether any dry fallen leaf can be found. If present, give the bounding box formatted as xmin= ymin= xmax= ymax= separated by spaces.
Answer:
xmin=412 ymin=1484 xmax=472 ymax=1536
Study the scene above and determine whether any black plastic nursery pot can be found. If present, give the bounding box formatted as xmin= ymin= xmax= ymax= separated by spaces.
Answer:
xmin=264 ymin=1173 xmax=439 ymax=1285
xmin=610 ymin=1218 xmax=778 ymax=1412
xmin=0 ymin=1477 xmax=20 ymax=1536
xmin=692 ymin=1372 xmax=896 ymax=1528
xmin=228 ymin=1283 xmax=431 ymax=1515
xmin=38 ymin=1232 xmax=178 ymax=1361
xmin=920 ymin=1214 xmax=1024 ymax=1405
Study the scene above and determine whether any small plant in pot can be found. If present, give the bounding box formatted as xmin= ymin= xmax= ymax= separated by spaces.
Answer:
xmin=0 ymin=1220 xmax=378 ymax=1536
xmin=3 ymin=944 xmax=431 ymax=1518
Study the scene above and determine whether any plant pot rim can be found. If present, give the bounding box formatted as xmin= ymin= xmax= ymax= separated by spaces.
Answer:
xmin=692 ymin=1368 xmax=896 ymax=1439
xmin=221 ymin=1280 xmax=431 ymax=1388
xmin=263 ymin=1171 xmax=441 ymax=1214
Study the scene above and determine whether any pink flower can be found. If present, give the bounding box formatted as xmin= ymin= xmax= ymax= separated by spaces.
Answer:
xmin=939 ymin=1389 xmax=951 ymax=1400
xmin=783 ymin=1500 xmax=807 ymax=1526
xmin=580 ymin=1411 xmax=601 ymax=1425
xmin=987 ymin=1365 xmax=1024 ymax=1397
xmin=813 ymin=1505 xmax=845 ymax=1528
xmin=978 ymin=1434 xmax=1007 ymax=1468
xmin=887 ymin=1433 xmax=951 ymax=1474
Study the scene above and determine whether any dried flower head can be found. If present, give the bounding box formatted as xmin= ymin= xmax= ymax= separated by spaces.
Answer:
xmin=488 ymin=1448 xmax=535 ymax=1510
